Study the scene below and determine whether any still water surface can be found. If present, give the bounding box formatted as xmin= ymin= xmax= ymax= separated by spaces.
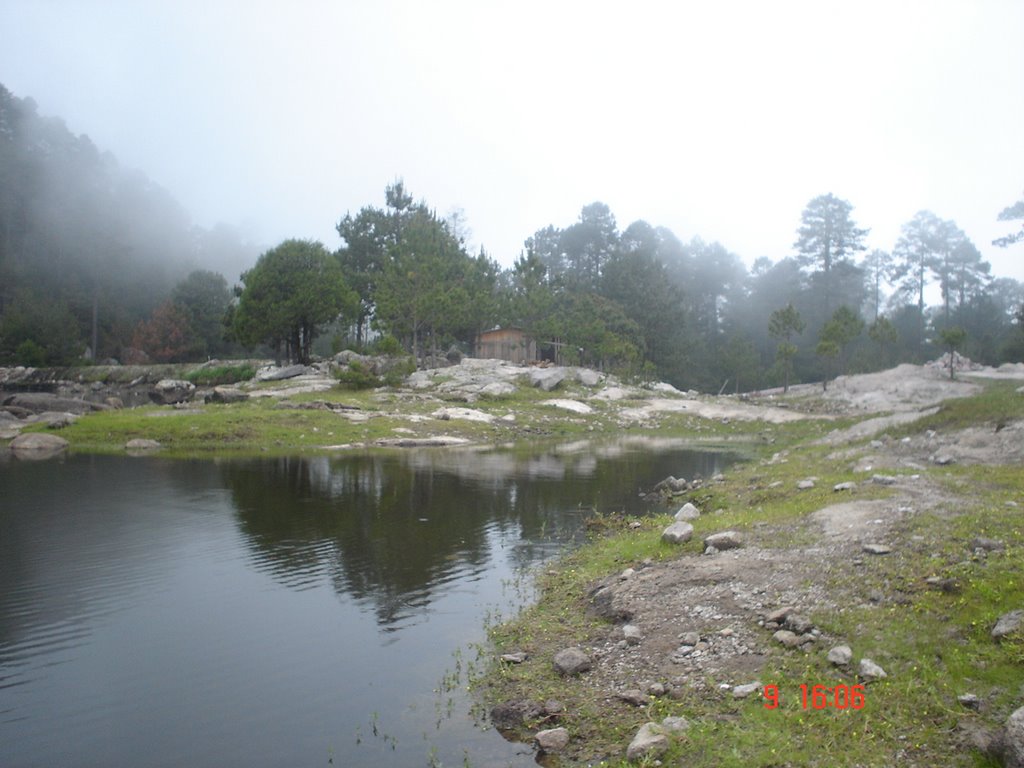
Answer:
xmin=0 ymin=440 xmax=736 ymax=768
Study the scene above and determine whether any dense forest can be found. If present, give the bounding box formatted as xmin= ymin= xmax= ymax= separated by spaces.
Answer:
xmin=0 ymin=83 xmax=258 ymax=365
xmin=1 ymin=82 xmax=1022 ymax=392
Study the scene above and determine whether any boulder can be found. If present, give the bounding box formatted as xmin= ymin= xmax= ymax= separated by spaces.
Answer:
xmin=35 ymin=411 xmax=78 ymax=429
xmin=704 ymin=530 xmax=743 ymax=550
xmin=150 ymin=379 xmax=196 ymax=405
xmin=992 ymin=609 xmax=1024 ymax=642
xmin=529 ymin=367 xmax=566 ymax=392
xmin=553 ymin=647 xmax=592 ymax=676
xmin=1005 ymin=706 xmax=1024 ymax=768
xmin=534 ymin=727 xmax=570 ymax=753
xmin=209 ymin=386 xmax=249 ymax=403
xmin=125 ymin=439 xmax=162 ymax=451
xmin=490 ymin=699 xmax=543 ymax=730
xmin=257 ymin=364 xmax=311 ymax=382
xmin=626 ymin=722 xmax=669 ymax=762
xmin=661 ymin=521 xmax=694 ymax=544
xmin=575 ymin=368 xmax=602 ymax=387
xmin=674 ymin=502 xmax=700 ymax=521
xmin=588 ymin=581 xmax=634 ymax=622
xmin=9 ymin=432 xmax=69 ymax=458
xmin=3 ymin=392 xmax=103 ymax=415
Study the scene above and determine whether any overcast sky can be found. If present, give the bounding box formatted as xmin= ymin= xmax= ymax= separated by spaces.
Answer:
xmin=3 ymin=0 xmax=1022 ymax=282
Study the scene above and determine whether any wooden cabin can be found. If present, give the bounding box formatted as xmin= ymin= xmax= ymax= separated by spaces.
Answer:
xmin=474 ymin=327 xmax=564 ymax=365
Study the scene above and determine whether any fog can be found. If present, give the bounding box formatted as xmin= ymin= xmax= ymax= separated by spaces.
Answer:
xmin=1 ymin=0 xmax=1022 ymax=281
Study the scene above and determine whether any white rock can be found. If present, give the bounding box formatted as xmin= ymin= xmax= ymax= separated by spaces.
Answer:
xmin=543 ymin=399 xmax=593 ymax=414
xmin=733 ymin=681 xmax=762 ymax=699
xmin=859 ymin=658 xmax=887 ymax=681
xmin=827 ymin=645 xmax=853 ymax=665
xmin=626 ymin=722 xmax=669 ymax=762
xmin=661 ymin=521 xmax=694 ymax=544
xmin=674 ymin=502 xmax=701 ymax=521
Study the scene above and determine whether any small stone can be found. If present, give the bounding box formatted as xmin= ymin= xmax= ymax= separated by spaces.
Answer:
xmin=958 ymin=693 xmax=981 ymax=710
xmin=622 ymin=624 xmax=643 ymax=645
xmin=859 ymin=658 xmax=887 ymax=681
xmin=862 ymin=543 xmax=892 ymax=555
xmin=871 ymin=474 xmax=899 ymax=486
xmin=797 ymin=479 xmax=816 ymax=490
xmin=827 ymin=645 xmax=853 ymax=665
xmin=500 ymin=652 xmax=528 ymax=664
xmin=544 ymin=700 xmax=565 ymax=715
xmin=626 ymin=722 xmax=669 ymax=762
xmin=933 ymin=454 xmax=956 ymax=466
xmin=970 ymin=537 xmax=1005 ymax=552
xmin=534 ymin=727 xmax=570 ymax=753
xmin=733 ymin=681 xmax=761 ymax=699
xmin=704 ymin=530 xmax=742 ymax=550
xmin=992 ymin=609 xmax=1024 ymax=642
xmin=662 ymin=521 xmax=694 ymax=544
xmin=553 ymin=647 xmax=592 ymax=676
xmin=661 ymin=715 xmax=689 ymax=732
xmin=833 ymin=481 xmax=856 ymax=492
xmin=785 ymin=614 xmax=814 ymax=634
xmin=617 ymin=689 xmax=647 ymax=706
xmin=620 ymin=567 xmax=636 ymax=580
xmin=647 ymin=682 xmax=666 ymax=697
xmin=674 ymin=502 xmax=701 ymax=521
xmin=679 ymin=632 xmax=701 ymax=647
xmin=767 ymin=606 xmax=794 ymax=624
xmin=773 ymin=629 xmax=801 ymax=648
xmin=704 ymin=545 xmax=719 ymax=555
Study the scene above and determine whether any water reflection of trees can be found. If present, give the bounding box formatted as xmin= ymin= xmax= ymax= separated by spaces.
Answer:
xmin=223 ymin=443 xmax=736 ymax=630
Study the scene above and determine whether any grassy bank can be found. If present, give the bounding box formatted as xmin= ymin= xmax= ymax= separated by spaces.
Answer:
xmin=16 ymin=380 xmax=815 ymax=457
xmin=475 ymin=381 xmax=1024 ymax=767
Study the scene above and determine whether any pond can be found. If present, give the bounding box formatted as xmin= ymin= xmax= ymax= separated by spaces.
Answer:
xmin=0 ymin=440 xmax=739 ymax=768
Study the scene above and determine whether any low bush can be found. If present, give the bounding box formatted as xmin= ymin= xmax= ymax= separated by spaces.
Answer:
xmin=185 ymin=364 xmax=256 ymax=386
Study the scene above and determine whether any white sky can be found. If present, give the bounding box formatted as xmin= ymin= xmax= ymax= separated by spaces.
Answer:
xmin=2 ymin=0 xmax=1023 ymax=282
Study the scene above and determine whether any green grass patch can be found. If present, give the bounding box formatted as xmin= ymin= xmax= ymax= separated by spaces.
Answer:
xmin=893 ymin=379 xmax=1024 ymax=435
xmin=184 ymin=364 xmax=256 ymax=386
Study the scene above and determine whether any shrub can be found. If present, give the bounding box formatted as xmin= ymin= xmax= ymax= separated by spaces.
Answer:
xmin=372 ymin=334 xmax=404 ymax=357
xmin=335 ymin=360 xmax=382 ymax=390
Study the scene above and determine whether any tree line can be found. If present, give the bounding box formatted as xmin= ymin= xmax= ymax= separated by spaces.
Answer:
xmin=1 ymin=83 xmax=1022 ymax=390
xmin=228 ymin=182 xmax=1023 ymax=393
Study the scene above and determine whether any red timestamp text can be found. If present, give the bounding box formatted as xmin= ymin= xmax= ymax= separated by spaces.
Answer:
xmin=763 ymin=683 xmax=866 ymax=710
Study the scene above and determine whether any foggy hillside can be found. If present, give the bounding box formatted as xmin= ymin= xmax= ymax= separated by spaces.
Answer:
xmin=0 ymin=83 xmax=259 ymax=363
